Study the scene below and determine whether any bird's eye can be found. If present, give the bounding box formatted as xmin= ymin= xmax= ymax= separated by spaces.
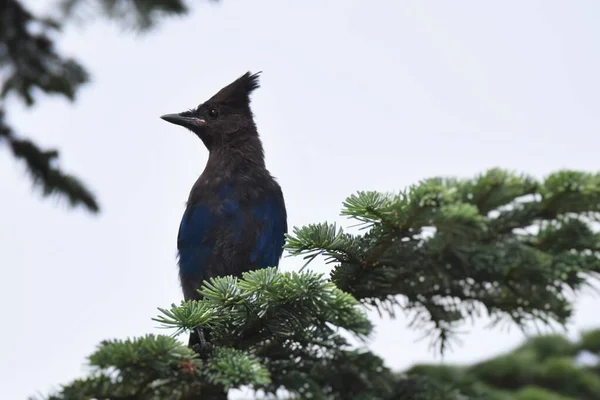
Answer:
xmin=208 ymin=108 xmax=219 ymax=119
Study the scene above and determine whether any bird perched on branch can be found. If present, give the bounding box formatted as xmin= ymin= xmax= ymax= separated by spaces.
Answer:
xmin=160 ymin=72 xmax=287 ymax=350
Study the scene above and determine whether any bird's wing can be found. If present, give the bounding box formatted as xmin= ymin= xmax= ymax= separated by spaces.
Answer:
xmin=177 ymin=193 xmax=287 ymax=277
xmin=177 ymin=204 xmax=218 ymax=277
xmin=249 ymin=194 xmax=288 ymax=269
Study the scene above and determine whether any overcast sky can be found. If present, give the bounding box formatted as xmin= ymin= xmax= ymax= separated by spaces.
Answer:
xmin=1 ymin=0 xmax=599 ymax=398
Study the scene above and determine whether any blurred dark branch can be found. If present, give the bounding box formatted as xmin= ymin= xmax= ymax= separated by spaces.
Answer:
xmin=1 ymin=0 xmax=196 ymax=212
xmin=0 ymin=108 xmax=99 ymax=212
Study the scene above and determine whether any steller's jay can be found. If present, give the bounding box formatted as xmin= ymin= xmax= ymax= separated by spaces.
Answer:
xmin=160 ymin=71 xmax=287 ymax=349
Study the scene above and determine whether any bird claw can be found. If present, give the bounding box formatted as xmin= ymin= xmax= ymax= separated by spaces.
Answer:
xmin=191 ymin=328 xmax=212 ymax=358
xmin=197 ymin=327 xmax=208 ymax=348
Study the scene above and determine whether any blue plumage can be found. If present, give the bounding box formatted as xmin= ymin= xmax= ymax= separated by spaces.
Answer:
xmin=250 ymin=197 xmax=287 ymax=267
xmin=177 ymin=205 xmax=214 ymax=276
xmin=177 ymin=185 xmax=286 ymax=281
xmin=160 ymin=72 xmax=287 ymax=349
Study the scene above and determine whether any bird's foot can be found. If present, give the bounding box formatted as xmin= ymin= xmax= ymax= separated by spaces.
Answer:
xmin=191 ymin=328 xmax=212 ymax=358
xmin=197 ymin=327 xmax=208 ymax=348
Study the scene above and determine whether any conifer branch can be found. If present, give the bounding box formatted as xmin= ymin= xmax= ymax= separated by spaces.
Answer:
xmin=286 ymin=168 xmax=600 ymax=353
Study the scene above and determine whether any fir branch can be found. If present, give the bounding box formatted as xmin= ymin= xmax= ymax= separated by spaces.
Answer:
xmin=41 ymin=335 xmax=269 ymax=400
xmin=154 ymin=268 xmax=372 ymax=341
xmin=284 ymin=222 xmax=363 ymax=270
xmin=287 ymin=168 xmax=600 ymax=353
xmin=59 ymin=0 xmax=192 ymax=32
xmin=151 ymin=269 xmax=377 ymax=398
xmin=1 ymin=109 xmax=100 ymax=213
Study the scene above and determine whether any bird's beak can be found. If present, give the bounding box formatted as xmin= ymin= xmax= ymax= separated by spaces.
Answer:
xmin=160 ymin=113 xmax=206 ymax=130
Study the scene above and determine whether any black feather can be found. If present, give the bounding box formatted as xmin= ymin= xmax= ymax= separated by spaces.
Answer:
xmin=205 ymin=71 xmax=262 ymax=108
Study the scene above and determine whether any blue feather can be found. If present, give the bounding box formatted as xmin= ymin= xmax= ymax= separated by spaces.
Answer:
xmin=177 ymin=205 xmax=215 ymax=276
xmin=178 ymin=185 xmax=285 ymax=278
xmin=250 ymin=197 xmax=287 ymax=268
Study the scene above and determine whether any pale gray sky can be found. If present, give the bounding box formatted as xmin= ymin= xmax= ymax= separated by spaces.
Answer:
xmin=1 ymin=0 xmax=599 ymax=398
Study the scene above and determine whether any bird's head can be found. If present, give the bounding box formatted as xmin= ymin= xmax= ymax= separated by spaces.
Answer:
xmin=160 ymin=71 xmax=261 ymax=150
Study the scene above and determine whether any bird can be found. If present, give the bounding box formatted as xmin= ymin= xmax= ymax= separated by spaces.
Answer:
xmin=160 ymin=71 xmax=288 ymax=350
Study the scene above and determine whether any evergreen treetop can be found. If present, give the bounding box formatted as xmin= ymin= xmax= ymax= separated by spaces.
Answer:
xmin=37 ymin=168 xmax=600 ymax=399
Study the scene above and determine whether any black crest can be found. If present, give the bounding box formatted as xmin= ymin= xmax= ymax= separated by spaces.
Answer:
xmin=206 ymin=71 xmax=261 ymax=107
